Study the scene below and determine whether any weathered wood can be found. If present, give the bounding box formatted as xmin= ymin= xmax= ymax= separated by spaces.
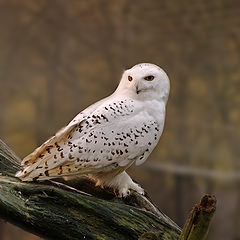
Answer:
xmin=0 ymin=139 xmax=21 ymax=176
xmin=179 ymin=195 xmax=216 ymax=240
xmin=0 ymin=139 xmax=181 ymax=240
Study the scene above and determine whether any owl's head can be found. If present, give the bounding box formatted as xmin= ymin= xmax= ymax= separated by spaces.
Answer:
xmin=116 ymin=63 xmax=170 ymax=102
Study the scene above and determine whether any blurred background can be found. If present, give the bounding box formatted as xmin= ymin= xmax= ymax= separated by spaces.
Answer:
xmin=0 ymin=0 xmax=239 ymax=239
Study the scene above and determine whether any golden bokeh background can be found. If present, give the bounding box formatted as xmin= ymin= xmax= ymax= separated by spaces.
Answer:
xmin=0 ymin=1 xmax=240 ymax=239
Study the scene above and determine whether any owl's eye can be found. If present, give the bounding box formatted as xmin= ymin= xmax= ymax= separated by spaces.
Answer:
xmin=128 ymin=76 xmax=133 ymax=81
xmin=144 ymin=75 xmax=154 ymax=81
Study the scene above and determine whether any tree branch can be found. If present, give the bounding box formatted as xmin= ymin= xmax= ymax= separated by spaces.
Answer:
xmin=0 ymin=139 xmax=181 ymax=240
xmin=179 ymin=195 xmax=216 ymax=240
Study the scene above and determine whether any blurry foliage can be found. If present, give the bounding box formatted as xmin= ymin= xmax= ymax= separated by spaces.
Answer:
xmin=0 ymin=0 xmax=240 ymax=239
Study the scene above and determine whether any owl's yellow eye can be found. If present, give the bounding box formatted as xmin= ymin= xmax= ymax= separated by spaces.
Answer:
xmin=128 ymin=76 xmax=133 ymax=81
xmin=144 ymin=75 xmax=154 ymax=81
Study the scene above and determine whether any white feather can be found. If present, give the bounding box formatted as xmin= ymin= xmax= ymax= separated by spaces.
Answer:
xmin=16 ymin=63 xmax=170 ymax=196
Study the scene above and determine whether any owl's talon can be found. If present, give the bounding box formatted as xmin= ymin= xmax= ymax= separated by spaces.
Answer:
xmin=130 ymin=183 xmax=144 ymax=196
xmin=119 ymin=188 xmax=131 ymax=198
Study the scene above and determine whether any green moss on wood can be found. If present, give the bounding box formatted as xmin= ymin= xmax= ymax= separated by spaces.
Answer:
xmin=179 ymin=195 xmax=216 ymax=240
xmin=0 ymin=139 xmax=181 ymax=240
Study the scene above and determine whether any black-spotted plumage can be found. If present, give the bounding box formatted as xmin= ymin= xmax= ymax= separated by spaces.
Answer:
xmin=16 ymin=63 xmax=170 ymax=197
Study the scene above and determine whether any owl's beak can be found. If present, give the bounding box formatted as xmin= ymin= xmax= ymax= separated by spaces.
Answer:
xmin=136 ymin=85 xmax=140 ymax=94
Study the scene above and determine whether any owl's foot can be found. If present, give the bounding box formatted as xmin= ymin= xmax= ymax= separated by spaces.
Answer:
xmin=99 ymin=171 xmax=144 ymax=197
xmin=119 ymin=181 xmax=144 ymax=197
xmin=89 ymin=171 xmax=145 ymax=198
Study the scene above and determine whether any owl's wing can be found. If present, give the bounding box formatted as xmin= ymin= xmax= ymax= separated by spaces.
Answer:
xmin=16 ymin=96 xmax=158 ymax=182
xmin=15 ymin=115 xmax=86 ymax=180
xmin=21 ymin=120 xmax=81 ymax=167
xmin=16 ymin=95 xmax=112 ymax=180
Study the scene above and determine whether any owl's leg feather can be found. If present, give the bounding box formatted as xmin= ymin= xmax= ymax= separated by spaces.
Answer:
xmin=101 ymin=171 xmax=144 ymax=197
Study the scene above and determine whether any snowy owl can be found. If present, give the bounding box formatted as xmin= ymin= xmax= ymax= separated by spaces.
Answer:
xmin=16 ymin=63 xmax=170 ymax=197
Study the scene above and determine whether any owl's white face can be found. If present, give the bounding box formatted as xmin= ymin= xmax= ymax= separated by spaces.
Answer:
xmin=116 ymin=63 xmax=170 ymax=102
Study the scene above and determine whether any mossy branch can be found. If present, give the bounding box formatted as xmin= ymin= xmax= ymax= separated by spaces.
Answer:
xmin=0 ymin=139 xmax=216 ymax=240
xmin=179 ymin=195 xmax=216 ymax=240
xmin=0 ymin=139 xmax=180 ymax=240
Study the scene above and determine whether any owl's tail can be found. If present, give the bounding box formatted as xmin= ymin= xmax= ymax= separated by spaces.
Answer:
xmin=16 ymin=161 xmax=80 ymax=181
xmin=15 ymin=121 xmax=80 ymax=181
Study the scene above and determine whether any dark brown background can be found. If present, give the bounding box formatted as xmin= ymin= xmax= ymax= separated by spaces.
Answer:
xmin=0 ymin=0 xmax=240 ymax=239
